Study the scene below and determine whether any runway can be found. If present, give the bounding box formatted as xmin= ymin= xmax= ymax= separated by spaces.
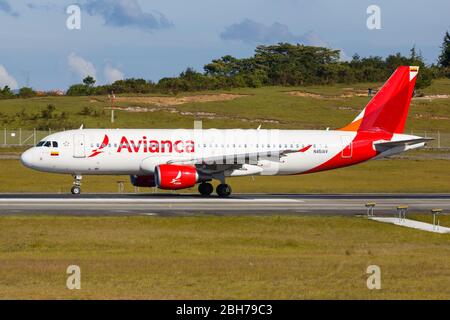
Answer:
xmin=0 ymin=193 xmax=449 ymax=216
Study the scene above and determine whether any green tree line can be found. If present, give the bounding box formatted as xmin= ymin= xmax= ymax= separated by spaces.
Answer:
xmin=3 ymin=31 xmax=450 ymax=99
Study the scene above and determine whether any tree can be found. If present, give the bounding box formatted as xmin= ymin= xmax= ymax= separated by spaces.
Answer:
xmin=83 ymin=76 xmax=96 ymax=87
xmin=438 ymin=31 xmax=450 ymax=68
xmin=407 ymin=46 xmax=433 ymax=89
xmin=0 ymin=86 xmax=15 ymax=99
xmin=66 ymin=84 xmax=90 ymax=96
xmin=18 ymin=87 xmax=36 ymax=98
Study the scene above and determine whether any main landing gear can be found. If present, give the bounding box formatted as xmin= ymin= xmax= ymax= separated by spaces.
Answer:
xmin=198 ymin=182 xmax=214 ymax=196
xmin=216 ymin=184 xmax=232 ymax=198
xmin=198 ymin=182 xmax=232 ymax=197
xmin=71 ymin=175 xmax=82 ymax=195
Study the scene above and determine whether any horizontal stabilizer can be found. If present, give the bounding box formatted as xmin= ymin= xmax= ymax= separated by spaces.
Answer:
xmin=374 ymin=137 xmax=434 ymax=150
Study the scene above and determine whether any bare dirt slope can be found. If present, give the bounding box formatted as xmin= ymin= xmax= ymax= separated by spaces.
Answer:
xmin=115 ymin=93 xmax=245 ymax=107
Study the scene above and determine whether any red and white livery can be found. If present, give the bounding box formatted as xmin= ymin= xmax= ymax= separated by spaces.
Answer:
xmin=21 ymin=66 xmax=430 ymax=197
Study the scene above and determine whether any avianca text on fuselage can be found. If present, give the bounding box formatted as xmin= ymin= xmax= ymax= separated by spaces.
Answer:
xmin=116 ymin=136 xmax=195 ymax=154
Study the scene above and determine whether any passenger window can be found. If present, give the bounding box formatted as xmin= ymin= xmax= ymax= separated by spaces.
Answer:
xmin=52 ymin=141 xmax=58 ymax=148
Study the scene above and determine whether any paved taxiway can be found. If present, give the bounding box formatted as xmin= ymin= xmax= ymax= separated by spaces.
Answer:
xmin=0 ymin=193 xmax=448 ymax=216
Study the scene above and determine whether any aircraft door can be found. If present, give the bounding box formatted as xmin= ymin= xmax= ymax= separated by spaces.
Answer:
xmin=340 ymin=136 xmax=353 ymax=159
xmin=73 ymin=134 xmax=86 ymax=158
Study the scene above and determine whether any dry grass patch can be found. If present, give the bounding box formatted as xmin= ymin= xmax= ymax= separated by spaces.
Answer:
xmin=114 ymin=93 xmax=246 ymax=107
xmin=0 ymin=215 xmax=449 ymax=299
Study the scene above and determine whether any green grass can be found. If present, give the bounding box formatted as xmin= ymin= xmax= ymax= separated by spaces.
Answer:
xmin=0 ymin=215 xmax=449 ymax=299
xmin=1 ymin=78 xmax=450 ymax=132
xmin=421 ymin=78 xmax=450 ymax=95
xmin=0 ymin=158 xmax=449 ymax=193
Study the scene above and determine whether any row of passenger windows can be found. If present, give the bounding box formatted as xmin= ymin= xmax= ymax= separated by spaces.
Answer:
xmin=90 ymin=143 xmax=322 ymax=149
xmin=36 ymin=141 xmax=324 ymax=149
xmin=36 ymin=141 xmax=58 ymax=148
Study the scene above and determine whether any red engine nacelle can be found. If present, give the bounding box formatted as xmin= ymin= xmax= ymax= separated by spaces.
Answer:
xmin=130 ymin=175 xmax=156 ymax=188
xmin=155 ymin=164 xmax=198 ymax=190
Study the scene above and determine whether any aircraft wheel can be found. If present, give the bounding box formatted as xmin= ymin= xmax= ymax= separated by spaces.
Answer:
xmin=71 ymin=186 xmax=81 ymax=195
xmin=216 ymin=184 xmax=232 ymax=198
xmin=198 ymin=182 xmax=214 ymax=196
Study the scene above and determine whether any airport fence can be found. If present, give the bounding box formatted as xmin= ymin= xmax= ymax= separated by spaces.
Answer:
xmin=0 ymin=128 xmax=450 ymax=149
xmin=1 ymin=128 xmax=58 ymax=147
xmin=407 ymin=131 xmax=450 ymax=150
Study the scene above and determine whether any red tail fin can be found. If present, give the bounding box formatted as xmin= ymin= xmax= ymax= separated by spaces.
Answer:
xmin=340 ymin=66 xmax=418 ymax=134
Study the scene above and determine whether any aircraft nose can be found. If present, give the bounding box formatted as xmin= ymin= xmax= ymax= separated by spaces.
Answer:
xmin=21 ymin=149 xmax=35 ymax=168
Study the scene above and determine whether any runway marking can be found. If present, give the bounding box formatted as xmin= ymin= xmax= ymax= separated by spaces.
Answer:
xmin=369 ymin=217 xmax=450 ymax=234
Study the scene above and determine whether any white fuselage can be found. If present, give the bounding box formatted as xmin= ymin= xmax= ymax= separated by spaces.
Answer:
xmin=21 ymin=128 xmax=422 ymax=177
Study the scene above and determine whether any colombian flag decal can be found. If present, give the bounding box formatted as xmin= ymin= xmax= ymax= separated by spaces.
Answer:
xmin=51 ymin=151 xmax=59 ymax=157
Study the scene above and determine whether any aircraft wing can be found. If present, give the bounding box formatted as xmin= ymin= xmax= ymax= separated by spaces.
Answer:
xmin=166 ymin=145 xmax=312 ymax=166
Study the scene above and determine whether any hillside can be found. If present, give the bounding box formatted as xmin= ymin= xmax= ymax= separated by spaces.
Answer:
xmin=0 ymin=78 xmax=450 ymax=133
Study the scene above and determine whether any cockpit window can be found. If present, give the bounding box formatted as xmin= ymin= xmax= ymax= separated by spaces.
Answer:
xmin=36 ymin=141 xmax=58 ymax=147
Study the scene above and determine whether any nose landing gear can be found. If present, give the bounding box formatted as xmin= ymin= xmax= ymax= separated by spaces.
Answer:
xmin=71 ymin=175 xmax=82 ymax=195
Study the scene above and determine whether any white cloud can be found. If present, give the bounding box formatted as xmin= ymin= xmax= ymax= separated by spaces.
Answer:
xmin=68 ymin=53 xmax=97 ymax=81
xmin=104 ymin=65 xmax=124 ymax=83
xmin=0 ymin=65 xmax=18 ymax=89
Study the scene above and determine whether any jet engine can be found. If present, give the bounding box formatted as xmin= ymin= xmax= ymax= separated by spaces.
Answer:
xmin=155 ymin=164 xmax=199 ymax=190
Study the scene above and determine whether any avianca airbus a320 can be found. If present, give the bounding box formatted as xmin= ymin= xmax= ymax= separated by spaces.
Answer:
xmin=21 ymin=66 xmax=431 ymax=197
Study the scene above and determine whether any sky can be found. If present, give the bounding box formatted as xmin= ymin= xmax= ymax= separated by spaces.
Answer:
xmin=0 ymin=0 xmax=449 ymax=90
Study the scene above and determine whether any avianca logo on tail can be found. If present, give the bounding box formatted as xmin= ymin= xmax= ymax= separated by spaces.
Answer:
xmin=171 ymin=171 xmax=182 ymax=185
xmin=89 ymin=135 xmax=109 ymax=158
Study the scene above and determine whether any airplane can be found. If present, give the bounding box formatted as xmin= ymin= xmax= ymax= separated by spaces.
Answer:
xmin=21 ymin=66 xmax=432 ymax=197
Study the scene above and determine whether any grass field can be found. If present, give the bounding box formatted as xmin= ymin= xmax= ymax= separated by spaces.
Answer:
xmin=0 ymin=157 xmax=448 ymax=193
xmin=0 ymin=80 xmax=449 ymax=300
xmin=1 ymin=78 xmax=450 ymax=132
xmin=0 ymin=215 xmax=449 ymax=299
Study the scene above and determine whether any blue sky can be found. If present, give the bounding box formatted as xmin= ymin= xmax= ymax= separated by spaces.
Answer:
xmin=0 ymin=0 xmax=449 ymax=90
